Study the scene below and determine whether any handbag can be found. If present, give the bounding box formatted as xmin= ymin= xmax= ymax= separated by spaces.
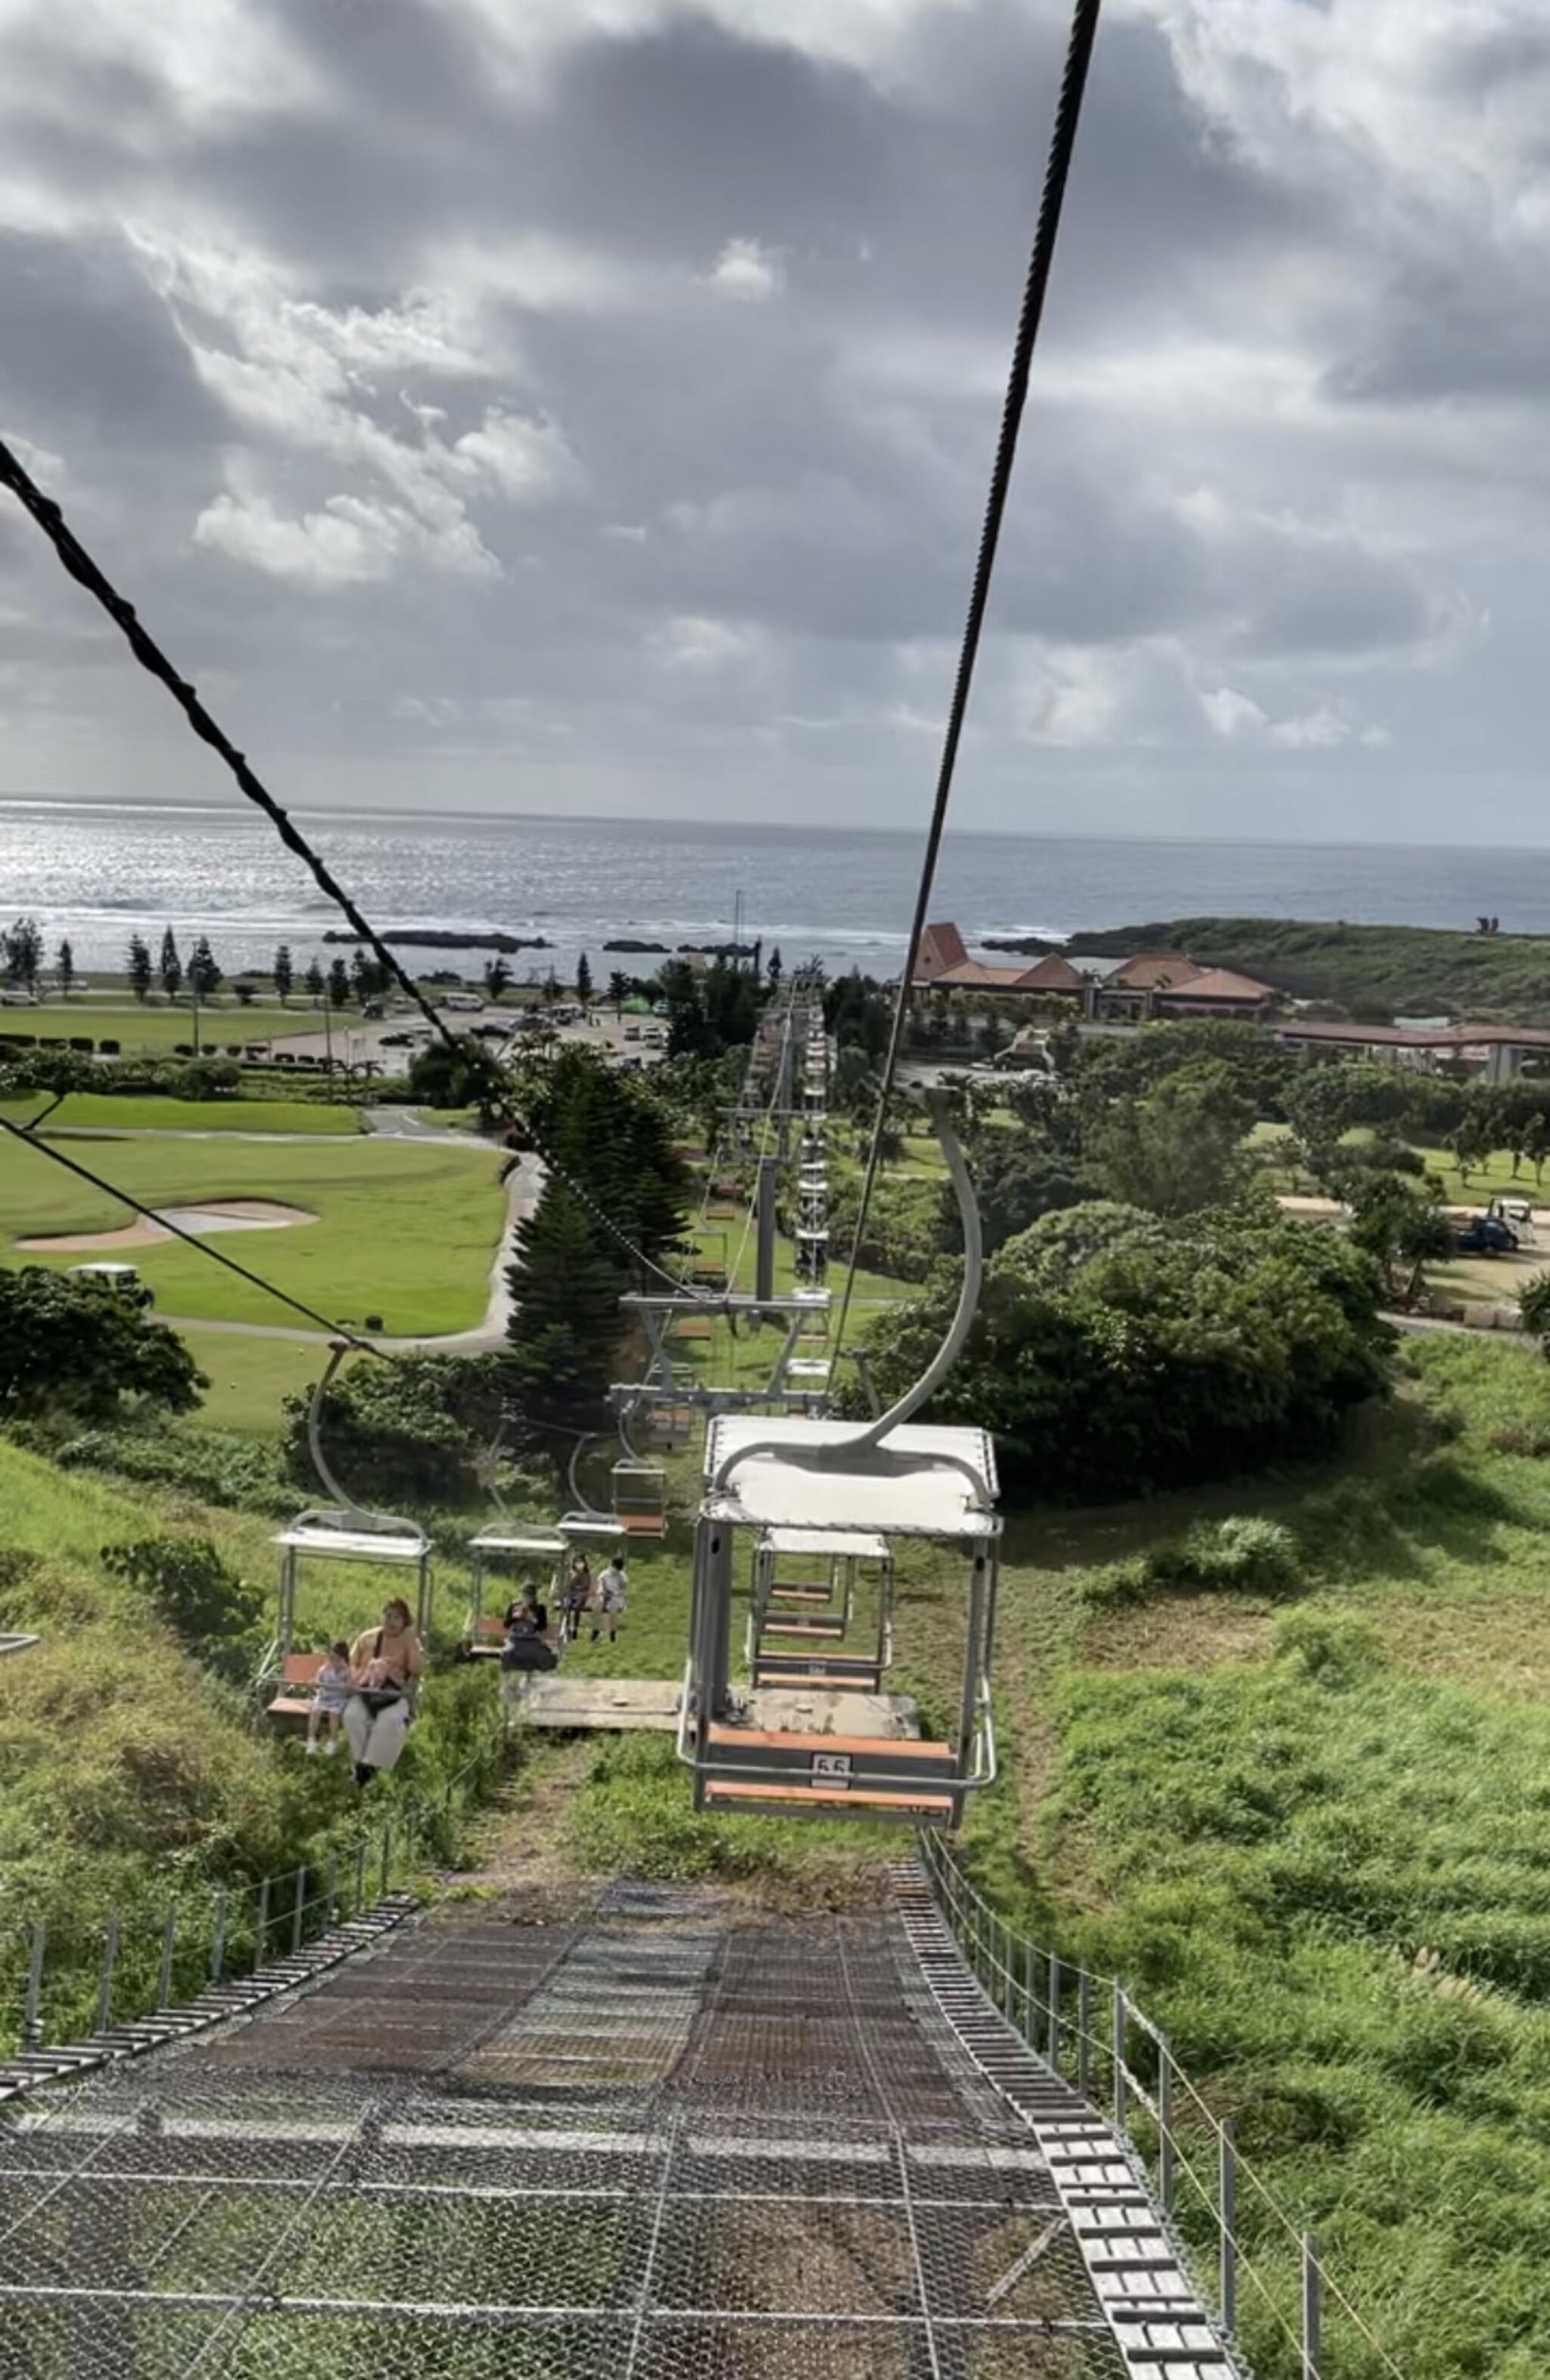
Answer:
xmin=501 ymin=1631 xmax=558 ymax=1673
xmin=356 ymin=1628 xmax=406 ymax=1712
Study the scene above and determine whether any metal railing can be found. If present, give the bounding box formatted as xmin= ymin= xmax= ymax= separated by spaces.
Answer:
xmin=918 ymin=1828 xmax=1408 ymax=2380
xmin=0 ymin=1702 xmax=506 ymax=2064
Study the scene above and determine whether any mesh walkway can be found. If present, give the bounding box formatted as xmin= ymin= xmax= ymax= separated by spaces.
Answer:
xmin=0 ymin=1880 xmax=1218 ymax=2378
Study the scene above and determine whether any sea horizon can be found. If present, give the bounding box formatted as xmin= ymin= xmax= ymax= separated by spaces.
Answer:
xmin=7 ymin=798 xmax=1550 ymax=983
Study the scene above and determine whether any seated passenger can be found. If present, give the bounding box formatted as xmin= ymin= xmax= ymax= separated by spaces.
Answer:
xmin=306 ymin=1640 xmax=352 ymax=1757
xmin=344 ymin=1597 xmax=427 ymax=1786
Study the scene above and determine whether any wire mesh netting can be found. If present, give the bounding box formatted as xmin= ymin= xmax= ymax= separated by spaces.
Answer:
xmin=0 ymin=1883 xmax=1141 ymax=2378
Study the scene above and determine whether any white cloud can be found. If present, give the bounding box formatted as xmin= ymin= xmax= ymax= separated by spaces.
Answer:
xmin=708 ymin=238 xmax=784 ymax=302
xmin=193 ymin=491 xmax=499 ymax=587
xmin=648 ymin=614 xmax=761 ymax=668
xmin=1201 ymin=686 xmax=1269 ymax=740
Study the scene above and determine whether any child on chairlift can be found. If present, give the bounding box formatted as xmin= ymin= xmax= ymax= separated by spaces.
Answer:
xmin=306 ymin=1640 xmax=353 ymax=1756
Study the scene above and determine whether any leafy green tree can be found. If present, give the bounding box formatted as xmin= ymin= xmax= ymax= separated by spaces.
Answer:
xmin=272 ymin=944 xmax=294 ymax=1005
xmin=406 ymin=1036 xmax=508 ymax=1118
xmin=127 ymin=933 xmax=153 ymax=1002
xmin=503 ymin=1180 xmax=630 ymax=1437
xmin=55 ymin=939 xmax=75 ymax=998
xmin=1345 ymin=1173 xmax=1453 ymax=1310
xmin=767 ymin=946 xmax=783 ymax=989
xmin=484 ymin=954 xmax=513 ymax=1001
xmin=158 ymin=927 xmax=182 ymax=998
xmin=326 ymin=955 xmax=351 ymax=1008
xmin=187 ymin=935 xmax=223 ymax=999
xmin=576 ymin=952 xmax=593 ymax=1004
xmin=945 ymin=1132 xmax=1088 ymax=1255
xmin=826 ymin=969 xmax=889 ymax=1061
xmin=4 ymin=915 xmax=43 ymax=992
xmin=1084 ymin=1063 xmax=1256 ymax=1218
xmin=0 ymin=1268 xmax=206 ymax=1419
xmin=847 ymin=1203 xmax=1390 ymax=1501
xmin=303 ymin=958 xmax=325 ymax=1002
xmin=607 ymin=969 xmax=631 ymax=1017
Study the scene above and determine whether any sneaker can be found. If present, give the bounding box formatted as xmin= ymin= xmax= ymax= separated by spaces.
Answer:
xmin=323 ymin=1738 xmax=338 ymax=1756
xmin=305 ymin=1740 xmax=319 ymax=1756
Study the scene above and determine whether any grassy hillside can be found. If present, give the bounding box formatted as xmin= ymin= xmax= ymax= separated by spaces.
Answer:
xmin=958 ymin=1334 xmax=1550 ymax=2380
xmin=1060 ymin=916 xmax=1550 ymax=1023
xmin=0 ymin=1436 xmax=500 ymax=2043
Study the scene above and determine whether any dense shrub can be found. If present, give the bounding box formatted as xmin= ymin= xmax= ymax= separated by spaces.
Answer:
xmin=100 ymin=1536 xmax=265 ymax=1683
xmin=850 ymin=1204 xmax=1391 ymax=1501
xmin=282 ymin=1354 xmax=506 ymax=1506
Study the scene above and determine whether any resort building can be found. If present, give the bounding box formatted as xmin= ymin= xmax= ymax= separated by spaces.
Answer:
xmin=912 ymin=922 xmax=1085 ymax=998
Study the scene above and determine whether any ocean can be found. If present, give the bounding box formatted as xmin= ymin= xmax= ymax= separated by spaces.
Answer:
xmin=4 ymin=799 xmax=1550 ymax=985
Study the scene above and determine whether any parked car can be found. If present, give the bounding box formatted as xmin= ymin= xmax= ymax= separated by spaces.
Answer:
xmin=623 ymin=1025 xmax=642 ymax=1042
xmin=379 ymin=1030 xmax=415 ymax=1047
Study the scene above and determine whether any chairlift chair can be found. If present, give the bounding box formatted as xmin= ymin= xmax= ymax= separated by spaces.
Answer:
xmin=462 ymin=1525 xmax=568 ymax=1658
xmin=748 ymin=1526 xmax=895 ymax=1696
xmin=679 ymin=1416 xmax=999 ymax=1827
xmin=611 ymin=1458 xmax=668 ymax=1540
xmin=260 ymin=1344 xmax=434 ymax=1725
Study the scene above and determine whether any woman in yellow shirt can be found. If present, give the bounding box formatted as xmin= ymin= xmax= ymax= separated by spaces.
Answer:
xmin=343 ymin=1596 xmax=427 ymax=1784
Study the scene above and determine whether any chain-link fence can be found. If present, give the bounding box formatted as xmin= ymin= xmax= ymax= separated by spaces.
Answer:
xmin=0 ymin=1888 xmax=1156 ymax=2378
xmin=0 ymin=1703 xmax=504 ymax=2069
xmin=917 ymin=1827 xmax=1408 ymax=2380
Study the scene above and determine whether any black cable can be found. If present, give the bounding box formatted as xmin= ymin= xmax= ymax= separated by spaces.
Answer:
xmin=0 ymin=435 xmax=711 ymax=1304
xmin=0 ymin=1112 xmax=383 ymax=1349
xmin=832 ymin=0 xmax=1104 ymax=1375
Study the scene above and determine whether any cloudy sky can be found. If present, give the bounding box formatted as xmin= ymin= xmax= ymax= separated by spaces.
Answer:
xmin=0 ymin=0 xmax=1545 ymax=843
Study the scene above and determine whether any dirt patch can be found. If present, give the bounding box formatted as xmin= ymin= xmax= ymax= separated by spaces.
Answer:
xmin=19 ymin=1200 xmax=316 ymax=1253
xmin=1080 ymin=1591 xmax=1278 ymax=1674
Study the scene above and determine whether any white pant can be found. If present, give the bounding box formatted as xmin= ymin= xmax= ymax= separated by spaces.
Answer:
xmin=342 ymin=1695 xmax=410 ymax=1773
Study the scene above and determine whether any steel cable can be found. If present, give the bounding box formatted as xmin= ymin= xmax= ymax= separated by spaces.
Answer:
xmin=0 ymin=433 xmax=714 ymax=1306
xmin=830 ymin=0 xmax=1104 ymax=1378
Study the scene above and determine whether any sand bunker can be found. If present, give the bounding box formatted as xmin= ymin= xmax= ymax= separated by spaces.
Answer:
xmin=19 ymin=1201 xmax=317 ymax=1254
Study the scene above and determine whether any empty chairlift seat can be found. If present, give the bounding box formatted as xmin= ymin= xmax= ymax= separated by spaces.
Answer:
xmin=612 ymin=1459 xmax=668 ymax=1540
xmin=681 ymin=1419 xmax=1001 ymax=1827
xmin=265 ymin=1651 xmax=325 ymax=1727
xmin=752 ymin=1525 xmax=892 ymax=1694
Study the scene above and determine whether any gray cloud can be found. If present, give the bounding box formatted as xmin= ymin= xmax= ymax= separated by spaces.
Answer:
xmin=0 ymin=0 xmax=1542 ymax=841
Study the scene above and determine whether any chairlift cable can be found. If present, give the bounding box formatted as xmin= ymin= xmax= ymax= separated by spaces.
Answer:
xmin=829 ymin=0 xmax=1104 ymax=1379
xmin=0 ymin=431 xmax=717 ymax=1306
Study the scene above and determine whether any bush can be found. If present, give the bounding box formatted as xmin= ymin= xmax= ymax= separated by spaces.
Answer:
xmin=1169 ymin=1516 xmax=1303 ymax=1594
xmin=849 ymin=1204 xmax=1392 ymax=1502
xmin=50 ymin=1423 xmax=299 ymax=1516
xmin=1274 ymin=1606 xmax=1384 ymax=1687
xmin=100 ymin=1536 xmax=264 ymax=1683
xmin=281 ymin=1354 xmax=506 ymax=1506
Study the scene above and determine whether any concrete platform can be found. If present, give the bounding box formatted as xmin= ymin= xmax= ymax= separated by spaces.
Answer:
xmin=740 ymin=1685 xmax=923 ymax=1739
xmin=503 ymin=1675 xmax=683 ymax=1730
